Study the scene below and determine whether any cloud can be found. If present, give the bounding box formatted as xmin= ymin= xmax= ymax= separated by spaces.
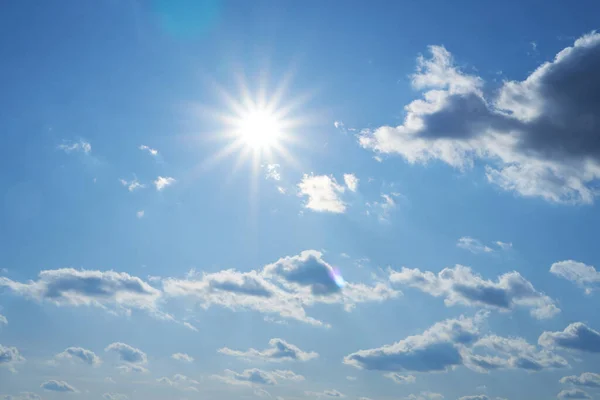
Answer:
xmin=56 ymin=347 xmax=101 ymax=366
xmin=271 ymin=370 xmax=305 ymax=382
xmin=305 ymin=389 xmax=346 ymax=398
xmin=154 ymin=176 xmax=176 ymax=191
xmin=116 ymin=363 xmax=149 ymax=374
xmin=139 ymin=145 xmax=158 ymax=156
xmin=40 ymin=380 xmax=77 ymax=392
xmin=557 ymin=389 xmax=591 ymax=400
xmin=105 ymin=342 xmax=147 ymax=364
xmin=539 ymin=323 xmax=600 ymax=352
xmin=157 ymin=374 xmax=200 ymax=391
xmin=495 ymin=241 xmax=513 ymax=250
xmin=346 ymin=376 xmax=357 ymax=381
xmin=265 ymin=164 xmax=281 ymax=181
xmin=0 ymin=314 xmax=6 ymax=325
xmin=171 ymin=353 xmax=194 ymax=363
xmin=457 ymin=237 xmax=493 ymax=254
xmin=119 ymin=178 xmax=146 ymax=192
xmin=163 ymin=250 xmax=398 ymax=326
xmin=212 ymin=369 xmax=277 ymax=386
xmin=0 ymin=269 xmax=164 ymax=318
xmin=343 ymin=174 xmax=359 ymax=192
xmin=218 ymin=338 xmax=318 ymax=362
xmin=103 ymin=394 xmax=128 ymax=400
xmin=561 ymin=373 xmax=600 ymax=388
xmin=384 ymin=373 xmax=416 ymax=384
xmin=344 ymin=316 xmax=480 ymax=372
xmin=1 ymin=393 xmax=40 ymax=400
xmin=57 ymin=139 xmax=91 ymax=154
xmin=297 ymin=174 xmax=346 ymax=213
xmin=403 ymin=392 xmax=444 ymax=400
xmin=358 ymin=33 xmax=600 ymax=204
xmin=0 ymin=344 xmax=25 ymax=370
xmin=459 ymin=396 xmax=488 ymax=400
xmin=550 ymin=260 xmax=600 ymax=294
xmin=136 ymin=210 xmax=145 ymax=219
xmin=389 ymin=265 xmax=559 ymax=319
xmin=366 ymin=193 xmax=399 ymax=222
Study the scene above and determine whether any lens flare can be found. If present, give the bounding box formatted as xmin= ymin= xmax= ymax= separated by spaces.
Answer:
xmin=328 ymin=267 xmax=345 ymax=288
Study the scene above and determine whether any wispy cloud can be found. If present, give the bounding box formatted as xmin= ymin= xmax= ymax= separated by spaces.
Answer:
xmin=154 ymin=176 xmax=176 ymax=191
xmin=139 ymin=145 xmax=158 ymax=156
xmin=57 ymin=139 xmax=91 ymax=154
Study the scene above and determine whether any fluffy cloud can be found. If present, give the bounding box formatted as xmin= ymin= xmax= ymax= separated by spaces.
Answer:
xmin=539 ymin=323 xmax=600 ymax=352
xmin=164 ymin=250 xmax=398 ymax=326
xmin=343 ymin=174 xmax=359 ymax=192
xmin=457 ymin=237 xmax=493 ymax=254
xmin=0 ymin=345 xmax=25 ymax=369
xmin=154 ymin=176 xmax=176 ymax=191
xmin=297 ymin=174 xmax=346 ymax=213
xmin=550 ymin=260 xmax=600 ymax=294
xmin=557 ymin=389 xmax=591 ymax=400
xmin=389 ymin=265 xmax=559 ymax=319
xmin=40 ymin=380 xmax=77 ymax=392
xmin=57 ymin=139 xmax=91 ymax=154
xmin=218 ymin=338 xmax=318 ymax=362
xmin=56 ymin=347 xmax=101 ymax=366
xmin=560 ymin=373 xmax=600 ymax=388
xmin=139 ymin=144 xmax=158 ymax=156
xmin=105 ymin=342 xmax=147 ymax=364
xmin=359 ymin=33 xmax=600 ymax=204
xmin=0 ymin=269 xmax=164 ymax=318
xmin=305 ymin=389 xmax=346 ymax=398
xmin=384 ymin=373 xmax=416 ymax=384
xmin=171 ymin=353 xmax=194 ymax=363
xmin=344 ymin=316 xmax=480 ymax=372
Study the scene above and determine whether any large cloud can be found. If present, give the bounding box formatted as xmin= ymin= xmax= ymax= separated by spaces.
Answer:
xmin=539 ymin=323 xmax=600 ymax=352
xmin=560 ymin=373 xmax=600 ymax=388
xmin=218 ymin=338 xmax=318 ymax=362
xmin=164 ymin=250 xmax=398 ymax=326
xmin=56 ymin=347 xmax=101 ymax=366
xmin=550 ymin=260 xmax=600 ymax=294
xmin=0 ymin=269 xmax=165 ymax=318
xmin=389 ymin=265 xmax=559 ymax=319
xmin=359 ymin=32 xmax=600 ymax=204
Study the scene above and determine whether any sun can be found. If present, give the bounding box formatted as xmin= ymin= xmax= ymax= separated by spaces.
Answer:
xmin=236 ymin=108 xmax=282 ymax=150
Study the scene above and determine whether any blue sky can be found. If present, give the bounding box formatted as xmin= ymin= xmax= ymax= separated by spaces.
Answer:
xmin=2 ymin=1 xmax=600 ymax=400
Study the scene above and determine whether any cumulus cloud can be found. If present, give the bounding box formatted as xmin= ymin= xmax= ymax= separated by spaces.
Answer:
xmin=539 ymin=323 xmax=600 ymax=352
xmin=0 ymin=345 xmax=25 ymax=370
xmin=139 ymin=145 xmax=158 ymax=156
xmin=384 ymin=373 xmax=416 ymax=384
xmin=550 ymin=260 xmax=600 ymax=294
xmin=119 ymin=178 xmax=145 ymax=192
xmin=0 ymin=269 xmax=165 ymax=319
xmin=105 ymin=342 xmax=147 ymax=364
xmin=358 ymin=33 xmax=600 ymax=204
xmin=171 ymin=353 xmax=194 ymax=363
xmin=154 ymin=176 xmax=176 ymax=191
xmin=560 ymin=373 xmax=600 ymax=388
xmin=40 ymin=380 xmax=77 ymax=392
xmin=389 ymin=265 xmax=559 ymax=319
xmin=557 ymin=389 xmax=591 ymax=400
xmin=297 ymin=174 xmax=346 ymax=213
xmin=163 ymin=250 xmax=398 ymax=326
xmin=56 ymin=347 xmax=101 ymax=366
xmin=218 ymin=338 xmax=318 ymax=362
xmin=305 ymin=389 xmax=346 ymax=398
xmin=457 ymin=237 xmax=493 ymax=254
xmin=57 ymin=139 xmax=91 ymax=154
xmin=343 ymin=174 xmax=359 ymax=192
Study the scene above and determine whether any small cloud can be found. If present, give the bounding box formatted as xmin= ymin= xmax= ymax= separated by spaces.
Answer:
xmin=139 ymin=145 xmax=158 ymax=156
xmin=154 ymin=176 xmax=176 ymax=191
xmin=384 ymin=373 xmax=416 ymax=384
xmin=172 ymin=353 xmax=194 ymax=363
xmin=366 ymin=193 xmax=398 ymax=222
xmin=0 ymin=314 xmax=7 ymax=325
xmin=346 ymin=376 xmax=357 ymax=381
xmin=57 ymin=139 xmax=91 ymax=154
xmin=343 ymin=174 xmax=359 ymax=192
xmin=305 ymin=389 xmax=345 ymax=398
xmin=136 ymin=210 xmax=145 ymax=219
xmin=120 ymin=178 xmax=145 ymax=192
xmin=277 ymin=186 xmax=287 ymax=195
xmin=495 ymin=241 xmax=513 ymax=250
xmin=103 ymin=394 xmax=128 ymax=400
xmin=183 ymin=322 xmax=198 ymax=332
xmin=265 ymin=164 xmax=281 ymax=181
xmin=557 ymin=389 xmax=591 ymax=400
xmin=55 ymin=347 xmax=101 ymax=366
xmin=297 ymin=174 xmax=346 ymax=213
xmin=457 ymin=237 xmax=494 ymax=254
xmin=40 ymin=380 xmax=77 ymax=393
xmin=340 ymin=253 xmax=350 ymax=259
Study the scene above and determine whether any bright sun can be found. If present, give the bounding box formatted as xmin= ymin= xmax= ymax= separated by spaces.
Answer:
xmin=237 ymin=109 xmax=281 ymax=150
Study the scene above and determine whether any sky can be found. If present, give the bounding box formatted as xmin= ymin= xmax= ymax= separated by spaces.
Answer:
xmin=1 ymin=1 xmax=600 ymax=400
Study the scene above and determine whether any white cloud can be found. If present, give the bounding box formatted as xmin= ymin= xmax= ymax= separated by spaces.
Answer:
xmin=40 ymin=380 xmax=77 ymax=393
xmin=457 ymin=237 xmax=493 ymax=254
xmin=139 ymin=145 xmax=158 ymax=156
xmin=297 ymin=174 xmax=346 ymax=213
xmin=212 ymin=369 xmax=283 ymax=387
xmin=1 ymin=393 xmax=40 ymax=400
xmin=103 ymin=394 xmax=128 ymax=400
xmin=346 ymin=376 xmax=357 ymax=381
xmin=459 ymin=396 xmax=488 ymax=400
xmin=403 ymin=392 xmax=443 ymax=400
xmin=343 ymin=174 xmax=359 ymax=192
xmin=560 ymin=373 xmax=600 ymax=388
xmin=119 ymin=178 xmax=145 ymax=192
xmin=358 ymin=33 xmax=600 ymax=204
xmin=0 ymin=269 xmax=165 ymax=319
xmin=366 ymin=193 xmax=398 ymax=222
xmin=557 ymin=389 xmax=591 ymax=400
xmin=136 ymin=210 xmax=145 ymax=219
xmin=56 ymin=347 xmax=101 ymax=366
xmin=265 ymin=164 xmax=281 ymax=181
xmin=0 ymin=344 xmax=25 ymax=370
xmin=218 ymin=338 xmax=318 ymax=362
xmin=0 ymin=314 xmax=6 ymax=325
xmin=157 ymin=374 xmax=199 ymax=391
xmin=384 ymin=373 xmax=416 ymax=384
xmin=172 ymin=353 xmax=194 ymax=363
xmin=57 ymin=139 xmax=91 ymax=154
xmin=154 ymin=176 xmax=176 ymax=191
xmin=305 ymin=389 xmax=345 ymax=398
xmin=105 ymin=342 xmax=147 ymax=374
xmin=550 ymin=260 xmax=600 ymax=294
xmin=539 ymin=322 xmax=600 ymax=352
xmin=495 ymin=241 xmax=513 ymax=250
xmin=389 ymin=265 xmax=559 ymax=319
